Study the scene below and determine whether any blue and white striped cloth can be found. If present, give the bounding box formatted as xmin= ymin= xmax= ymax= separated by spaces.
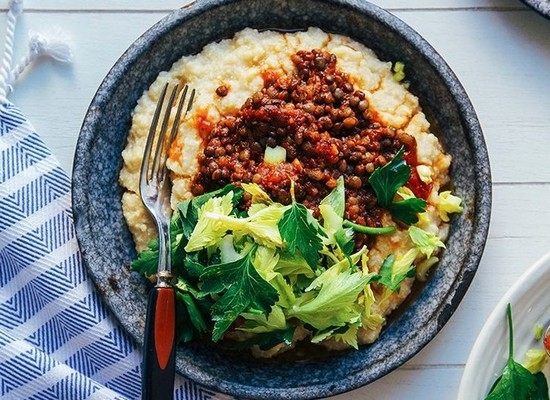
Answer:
xmin=0 ymin=101 xmax=227 ymax=399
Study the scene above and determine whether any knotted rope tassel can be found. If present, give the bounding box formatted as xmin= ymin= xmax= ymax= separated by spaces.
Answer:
xmin=0 ymin=0 xmax=23 ymax=102
xmin=0 ymin=0 xmax=72 ymax=103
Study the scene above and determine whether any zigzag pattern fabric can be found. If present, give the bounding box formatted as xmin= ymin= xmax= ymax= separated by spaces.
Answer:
xmin=0 ymin=102 xmax=229 ymax=400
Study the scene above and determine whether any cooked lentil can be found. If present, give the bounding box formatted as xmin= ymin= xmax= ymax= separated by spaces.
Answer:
xmin=192 ymin=49 xmax=429 ymax=241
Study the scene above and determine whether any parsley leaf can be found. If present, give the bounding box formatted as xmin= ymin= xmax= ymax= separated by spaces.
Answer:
xmin=200 ymin=245 xmax=279 ymax=341
xmin=387 ymin=198 xmax=427 ymax=225
xmin=485 ymin=303 xmax=550 ymax=400
xmin=278 ymin=196 xmax=325 ymax=269
xmin=368 ymin=147 xmax=427 ymax=225
xmin=334 ymin=228 xmax=355 ymax=256
xmin=532 ymin=373 xmax=550 ymax=399
xmin=174 ymin=276 xmax=211 ymax=342
xmin=131 ymin=243 xmax=159 ymax=277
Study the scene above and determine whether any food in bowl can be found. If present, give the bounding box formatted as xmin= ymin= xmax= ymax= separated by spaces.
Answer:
xmin=119 ymin=27 xmax=463 ymax=358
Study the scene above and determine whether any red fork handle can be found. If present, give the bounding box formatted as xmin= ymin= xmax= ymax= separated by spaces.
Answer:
xmin=142 ymin=286 xmax=176 ymax=400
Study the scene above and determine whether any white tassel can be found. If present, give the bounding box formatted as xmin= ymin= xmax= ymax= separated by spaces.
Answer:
xmin=0 ymin=1 xmax=72 ymax=101
xmin=5 ymin=29 xmax=73 ymax=96
xmin=28 ymin=29 xmax=73 ymax=63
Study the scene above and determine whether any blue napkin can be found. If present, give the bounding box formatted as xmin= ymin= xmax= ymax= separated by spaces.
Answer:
xmin=0 ymin=1 xmax=228 ymax=398
xmin=0 ymin=101 xmax=230 ymax=399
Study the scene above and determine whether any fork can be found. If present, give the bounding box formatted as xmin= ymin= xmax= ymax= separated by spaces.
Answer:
xmin=139 ymin=82 xmax=195 ymax=400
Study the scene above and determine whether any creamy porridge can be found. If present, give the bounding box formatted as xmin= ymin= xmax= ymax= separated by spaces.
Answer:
xmin=119 ymin=27 xmax=462 ymax=356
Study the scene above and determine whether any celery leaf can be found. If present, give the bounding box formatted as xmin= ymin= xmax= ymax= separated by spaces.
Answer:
xmin=288 ymin=266 xmax=374 ymax=330
xmin=177 ymin=184 xmax=243 ymax=239
xmin=375 ymin=253 xmax=415 ymax=292
xmin=320 ymin=176 xmax=345 ymax=217
xmin=408 ymin=225 xmax=445 ymax=258
xmin=184 ymin=191 xmax=235 ymax=252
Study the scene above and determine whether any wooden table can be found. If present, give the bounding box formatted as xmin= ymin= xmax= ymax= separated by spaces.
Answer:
xmin=6 ymin=0 xmax=550 ymax=398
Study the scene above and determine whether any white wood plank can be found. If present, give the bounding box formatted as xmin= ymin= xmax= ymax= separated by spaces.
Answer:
xmin=331 ymin=365 xmax=463 ymax=400
xmin=5 ymin=7 xmax=549 ymax=184
xmin=0 ymin=0 xmax=189 ymax=11
xmin=2 ymin=3 xmax=550 ymax=400
xmin=373 ymin=0 xmax=523 ymax=9
xmin=391 ymin=9 xmax=550 ymax=184
xmin=0 ymin=0 xmax=526 ymax=11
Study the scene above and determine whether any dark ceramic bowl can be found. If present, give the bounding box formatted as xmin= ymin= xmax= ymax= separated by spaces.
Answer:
xmin=72 ymin=0 xmax=491 ymax=398
xmin=521 ymin=0 xmax=550 ymax=19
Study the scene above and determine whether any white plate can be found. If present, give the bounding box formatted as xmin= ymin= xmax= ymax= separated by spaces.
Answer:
xmin=458 ymin=252 xmax=550 ymax=399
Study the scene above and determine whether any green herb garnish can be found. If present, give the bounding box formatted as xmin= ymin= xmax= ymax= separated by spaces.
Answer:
xmin=200 ymin=244 xmax=278 ymax=341
xmin=342 ymin=220 xmax=396 ymax=235
xmin=393 ymin=61 xmax=406 ymax=82
xmin=278 ymin=182 xmax=325 ymax=269
xmin=131 ymin=174 xmax=447 ymax=348
xmin=288 ymin=263 xmax=375 ymax=331
xmin=485 ymin=303 xmax=549 ymax=400
xmin=374 ymin=253 xmax=415 ymax=293
xmin=368 ymin=147 xmax=426 ymax=225
xmin=132 ymin=216 xmax=185 ymax=276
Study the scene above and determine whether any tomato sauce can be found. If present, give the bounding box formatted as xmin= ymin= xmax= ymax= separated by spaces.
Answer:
xmin=191 ymin=49 xmax=422 ymax=234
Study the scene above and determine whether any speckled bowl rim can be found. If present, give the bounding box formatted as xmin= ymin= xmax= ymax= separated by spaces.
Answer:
xmin=521 ymin=0 xmax=550 ymax=20
xmin=72 ymin=0 xmax=492 ymax=398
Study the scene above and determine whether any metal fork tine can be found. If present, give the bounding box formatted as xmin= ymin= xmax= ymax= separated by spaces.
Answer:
xmin=167 ymin=86 xmax=196 ymax=147
xmin=186 ymin=89 xmax=196 ymax=115
xmin=167 ymin=86 xmax=187 ymax=145
xmin=140 ymin=83 xmax=168 ymax=187
xmin=151 ymin=84 xmax=179 ymax=183
xmin=185 ymin=88 xmax=196 ymax=114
